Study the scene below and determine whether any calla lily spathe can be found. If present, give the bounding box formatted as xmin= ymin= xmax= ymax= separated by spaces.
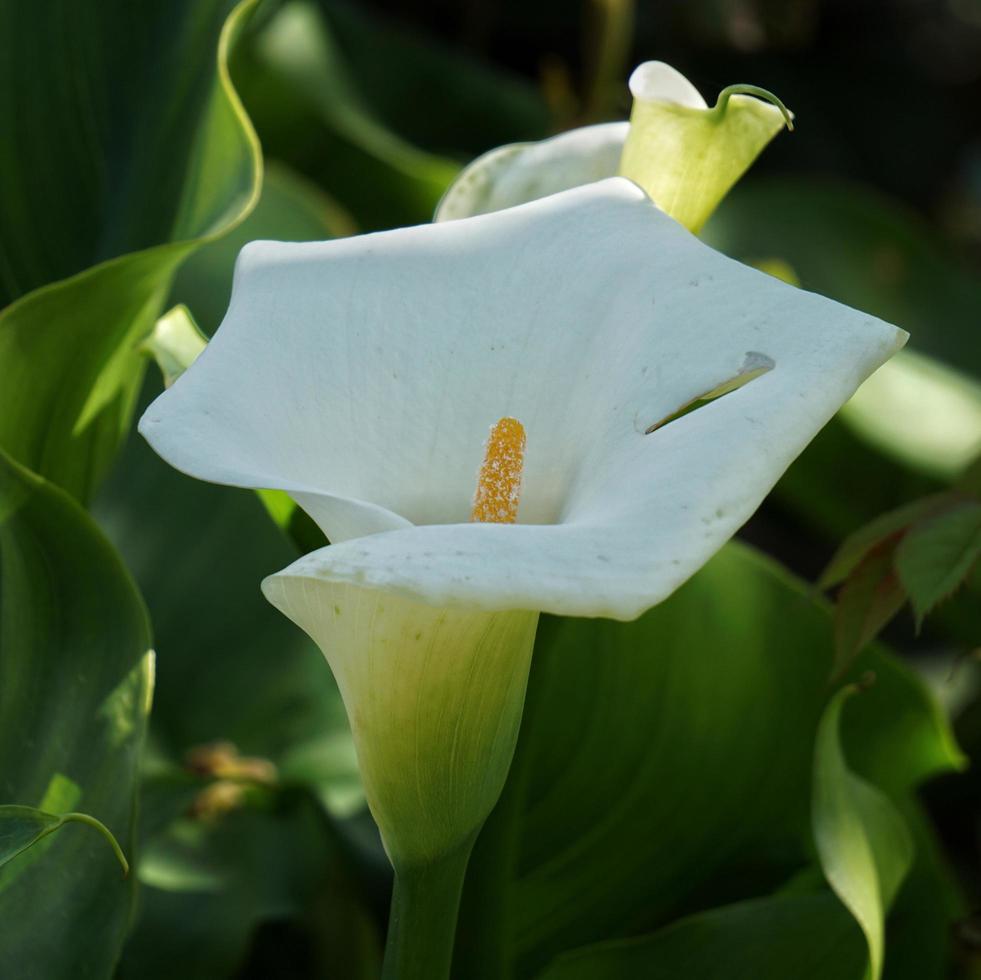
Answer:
xmin=436 ymin=61 xmax=791 ymax=232
xmin=141 ymin=178 xmax=903 ymax=623
xmin=140 ymin=178 xmax=904 ymax=876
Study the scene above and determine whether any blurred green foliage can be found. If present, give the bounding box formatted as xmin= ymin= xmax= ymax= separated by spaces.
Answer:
xmin=1 ymin=0 xmax=980 ymax=977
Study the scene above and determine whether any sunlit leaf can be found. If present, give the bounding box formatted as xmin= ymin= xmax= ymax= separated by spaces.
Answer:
xmin=812 ymin=685 xmax=915 ymax=980
xmin=0 ymin=0 xmax=261 ymax=501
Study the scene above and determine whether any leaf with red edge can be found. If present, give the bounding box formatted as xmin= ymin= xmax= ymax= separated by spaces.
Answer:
xmin=833 ymin=544 xmax=907 ymax=676
xmin=819 ymin=494 xmax=949 ymax=591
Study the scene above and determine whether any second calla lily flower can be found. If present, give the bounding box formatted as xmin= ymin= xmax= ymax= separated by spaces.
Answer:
xmin=140 ymin=177 xmax=903 ymax=978
xmin=436 ymin=61 xmax=792 ymax=232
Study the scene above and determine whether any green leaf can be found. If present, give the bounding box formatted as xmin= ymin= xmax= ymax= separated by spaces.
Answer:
xmin=0 ymin=0 xmax=261 ymax=501
xmin=0 ymin=806 xmax=128 ymax=876
xmin=819 ymin=494 xmax=951 ymax=590
xmin=0 ymin=806 xmax=60 ymax=867
xmin=895 ymin=501 xmax=981 ymax=627
xmin=453 ymin=542 xmax=959 ymax=979
xmin=536 ymin=892 xmax=866 ymax=980
xmin=0 ymin=450 xmax=153 ymax=978
xmin=812 ymin=685 xmax=915 ymax=980
xmin=833 ymin=545 xmax=908 ymax=675
xmin=235 ymin=0 xmax=459 ymax=230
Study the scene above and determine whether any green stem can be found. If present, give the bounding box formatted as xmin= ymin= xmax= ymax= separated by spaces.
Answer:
xmin=381 ymin=839 xmax=475 ymax=980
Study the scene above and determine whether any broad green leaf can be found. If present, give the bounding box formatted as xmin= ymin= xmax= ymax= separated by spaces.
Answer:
xmin=454 ymin=542 xmax=960 ymax=979
xmin=813 ymin=686 xmax=915 ymax=980
xmin=0 ymin=806 xmax=128 ymax=876
xmin=833 ymin=546 xmax=907 ymax=675
xmin=536 ymin=892 xmax=866 ymax=980
xmin=0 ymin=450 xmax=153 ymax=978
xmin=819 ymin=493 xmax=951 ymax=590
xmin=0 ymin=0 xmax=261 ymax=501
xmin=895 ymin=501 xmax=981 ymax=627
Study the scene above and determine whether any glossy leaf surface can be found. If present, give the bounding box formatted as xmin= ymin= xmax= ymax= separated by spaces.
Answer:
xmin=0 ymin=452 xmax=153 ymax=978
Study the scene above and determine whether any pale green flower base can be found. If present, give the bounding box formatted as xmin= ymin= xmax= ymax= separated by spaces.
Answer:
xmin=261 ymin=577 xmax=539 ymax=975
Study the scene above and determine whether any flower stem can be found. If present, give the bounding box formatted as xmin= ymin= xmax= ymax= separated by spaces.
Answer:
xmin=381 ymin=839 xmax=475 ymax=980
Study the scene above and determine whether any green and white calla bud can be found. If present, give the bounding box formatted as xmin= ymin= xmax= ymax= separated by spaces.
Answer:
xmin=436 ymin=60 xmax=791 ymax=232
xmin=619 ymin=62 xmax=792 ymax=232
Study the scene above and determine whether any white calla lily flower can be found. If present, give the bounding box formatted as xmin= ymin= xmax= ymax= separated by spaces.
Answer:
xmin=140 ymin=178 xmax=904 ymax=888
xmin=436 ymin=61 xmax=792 ymax=232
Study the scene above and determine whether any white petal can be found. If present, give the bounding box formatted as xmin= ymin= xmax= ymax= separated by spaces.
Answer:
xmin=434 ymin=122 xmax=628 ymax=221
xmin=142 ymin=177 xmax=904 ymax=610
xmin=628 ymin=61 xmax=707 ymax=108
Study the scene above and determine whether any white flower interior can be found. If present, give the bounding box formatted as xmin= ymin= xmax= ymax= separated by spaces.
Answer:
xmin=140 ymin=179 xmax=905 ymax=619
